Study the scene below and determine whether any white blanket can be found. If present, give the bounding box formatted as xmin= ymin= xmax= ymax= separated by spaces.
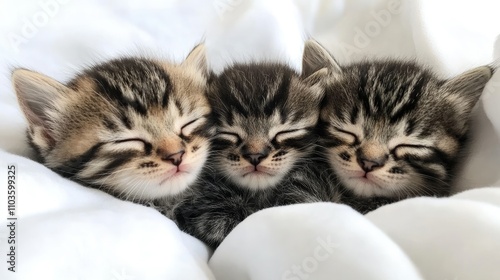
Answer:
xmin=1 ymin=0 xmax=500 ymax=279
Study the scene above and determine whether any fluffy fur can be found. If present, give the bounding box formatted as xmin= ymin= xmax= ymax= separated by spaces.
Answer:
xmin=13 ymin=45 xmax=213 ymax=201
xmin=170 ymin=158 xmax=337 ymax=249
xmin=304 ymin=40 xmax=493 ymax=213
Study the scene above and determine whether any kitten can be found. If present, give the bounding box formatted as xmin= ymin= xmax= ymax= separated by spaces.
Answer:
xmin=12 ymin=45 xmax=213 ymax=201
xmin=206 ymin=63 xmax=326 ymax=190
xmin=304 ymin=40 xmax=493 ymax=213
xmin=171 ymin=58 xmax=335 ymax=249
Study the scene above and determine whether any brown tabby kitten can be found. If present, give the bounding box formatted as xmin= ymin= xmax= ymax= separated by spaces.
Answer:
xmin=13 ymin=45 xmax=213 ymax=201
xmin=304 ymin=40 xmax=493 ymax=213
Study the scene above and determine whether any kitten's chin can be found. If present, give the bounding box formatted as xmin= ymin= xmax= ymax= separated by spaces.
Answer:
xmin=149 ymin=171 xmax=199 ymax=199
xmin=154 ymin=161 xmax=206 ymax=198
xmin=338 ymin=171 xmax=398 ymax=198
xmin=230 ymin=171 xmax=285 ymax=190
xmin=111 ymin=166 xmax=202 ymax=201
xmin=152 ymin=152 xmax=208 ymax=198
xmin=157 ymin=172 xmax=196 ymax=195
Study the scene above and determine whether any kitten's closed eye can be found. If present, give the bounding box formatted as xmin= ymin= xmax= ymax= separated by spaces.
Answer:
xmin=181 ymin=118 xmax=206 ymax=138
xmin=392 ymin=144 xmax=434 ymax=158
xmin=113 ymin=138 xmax=151 ymax=152
xmin=273 ymin=129 xmax=308 ymax=143
xmin=330 ymin=127 xmax=359 ymax=145
xmin=217 ymin=131 xmax=242 ymax=144
xmin=114 ymin=138 xmax=147 ymax=144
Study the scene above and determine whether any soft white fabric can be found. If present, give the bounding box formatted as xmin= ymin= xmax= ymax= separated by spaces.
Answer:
xmin=366 ymin=195 xmax=500 ymax=280
xmin=0 ymin=0 xmax=500 ymax=279
xmin=0 ymin=151 xmax=214 ymax=280
xmin=210 ymin=203 xmax=423 ymax=280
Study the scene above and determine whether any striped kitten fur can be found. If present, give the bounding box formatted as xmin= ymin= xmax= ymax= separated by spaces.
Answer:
xmin=171 ymin=59 xmax=335 ymax=248
xmin=207 ymin=63 xmax=326 ymax=190
xmin=305 ymin=40 xmax=493 ymax=213
xmin=13 ymin=45 xmax=213 ymax=200
xmin=171 ymin=159 xmax=336 ymax=249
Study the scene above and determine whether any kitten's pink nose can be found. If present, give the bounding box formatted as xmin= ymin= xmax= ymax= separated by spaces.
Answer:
xmin=163 ymin=150 xmax=185 ymax=166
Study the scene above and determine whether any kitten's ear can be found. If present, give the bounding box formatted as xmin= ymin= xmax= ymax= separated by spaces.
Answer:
xmin=182 ymin=43 xmax=208 ymax=76
xmin=302 ymin=68 xmax=329 ymax=87
xmin=12 ymin=69 xmax=70 ymax=146
xmin=302 ymin=39 xmax=341 ymax=81
xmin=441 ymin=66 xmax=493 ymax=116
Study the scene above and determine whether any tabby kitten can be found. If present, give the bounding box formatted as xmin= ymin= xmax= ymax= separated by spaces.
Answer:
xmin=207 ymin=63 xmax=327 ymax=190
xmin=304 ymin=40 xmax=493 ymax=213
xmin=172 ymin=58 xmax=333 ymax=248
xmin=13 ymin=45 xmax=212 ymax=201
